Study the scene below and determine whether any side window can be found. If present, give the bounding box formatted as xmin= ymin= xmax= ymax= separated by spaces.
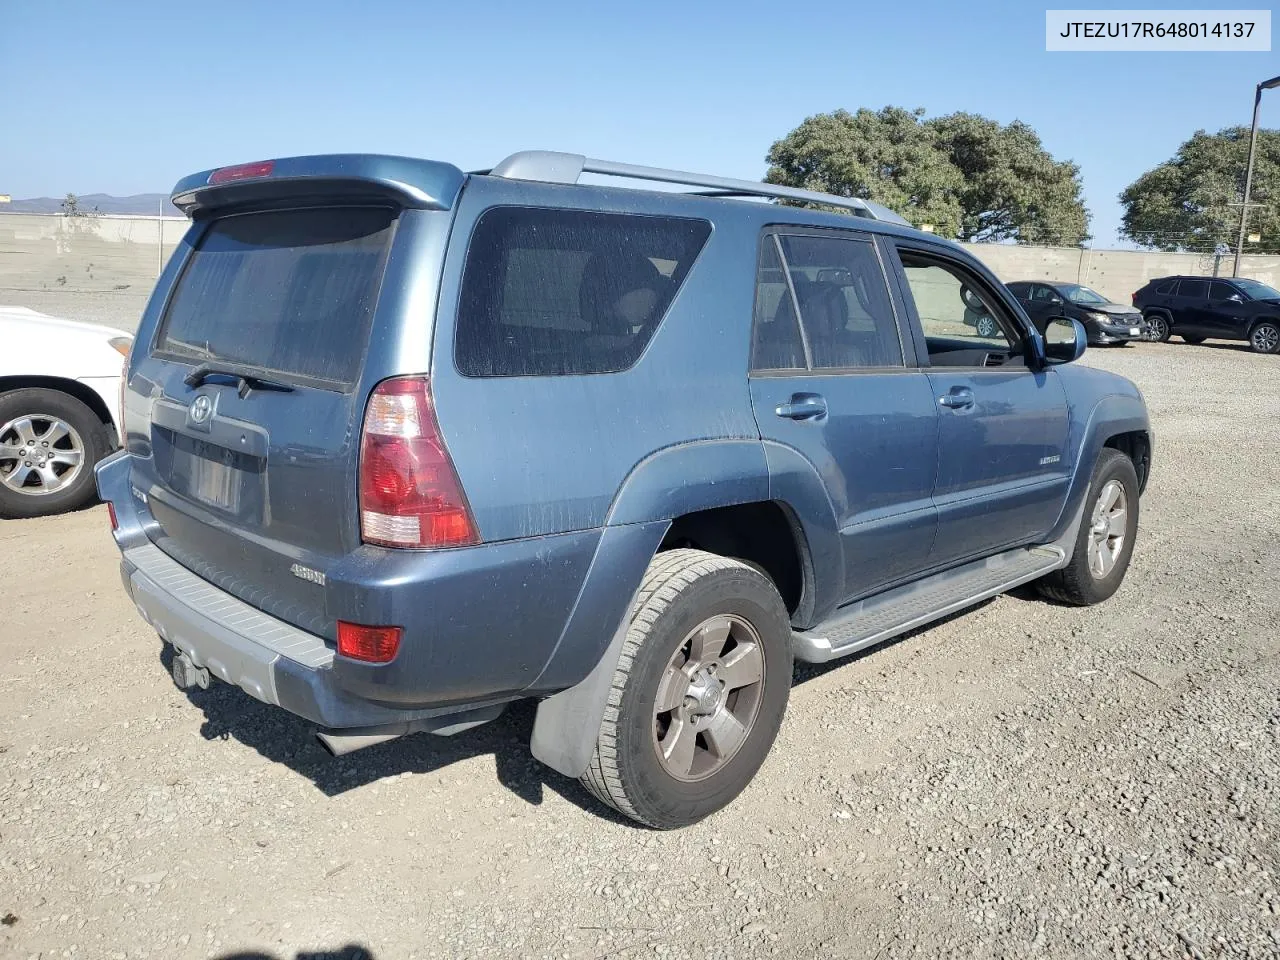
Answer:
xmin=750 ymin=238 xmax=805 ymax=371
xmin=1031 ymin=285 xmax=1058 ymax=303
xmin=1210 ymin=281 xmax=1239 ymax=301
xmin=776 ymin=234 xmax=904 ymax=369
xmin=1176 ymin=279 xmax=1208 ymax=299
xmin=1154 ymin=280 xmax=1176 ymax=295
xmin=455 ymin=207 xmax=711 ymax=377
xmin=897 ymin=250 xmax=1023 ymax=365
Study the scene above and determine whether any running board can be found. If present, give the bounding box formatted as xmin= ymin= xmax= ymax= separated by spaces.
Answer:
xmin=792 ymin=545 xmax=1067 ymax=664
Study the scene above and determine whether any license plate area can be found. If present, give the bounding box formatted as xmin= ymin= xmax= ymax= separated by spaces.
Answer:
xmin=165 ymin=432 xmax=260 ymax=515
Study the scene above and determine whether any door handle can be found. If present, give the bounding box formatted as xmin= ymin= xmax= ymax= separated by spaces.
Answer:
xmin=939 ymin=387 xmax=975 ymax=410
xmin=775 ymin=393 xmax=827 ymax=421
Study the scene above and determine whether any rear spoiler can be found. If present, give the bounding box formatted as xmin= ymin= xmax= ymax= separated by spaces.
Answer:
xmin=170 ymin=154 xmax=467 ymax=216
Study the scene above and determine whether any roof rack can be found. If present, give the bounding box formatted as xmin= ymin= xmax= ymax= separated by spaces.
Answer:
xmin=484 ymin=151 xmax=911 ymax=226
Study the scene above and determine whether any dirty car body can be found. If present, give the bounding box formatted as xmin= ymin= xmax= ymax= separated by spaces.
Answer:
xmin=98 ymin=152 xmax=1153 ymax=827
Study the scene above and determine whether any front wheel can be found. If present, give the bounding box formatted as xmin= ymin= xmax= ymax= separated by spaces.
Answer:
xmin=975 ymin=316 xmax=997 ymax=338
xmin=1037 ymin=448 xmax=1139 ymax=606
xmin=1145 ymin=314 xmax=1171 ymax=342
xmin=580 ymin=549 xmax=793 ymax=829
xmin=1250 ymin=322 xmax=1280 ymax=354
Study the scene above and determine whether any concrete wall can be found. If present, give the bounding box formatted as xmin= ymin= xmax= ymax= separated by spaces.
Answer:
xmin=0 ymin=212 xmax=185 ymax=332
xmin=960 ymin=243 xmax=1280 ymax=304
xmin=2 ymin=212 xmax=1279 ymax=335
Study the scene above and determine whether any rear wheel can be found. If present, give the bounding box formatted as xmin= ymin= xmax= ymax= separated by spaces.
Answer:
xmin=975 ymin=315 xmax=997 ymax=338
xmin=0 ymin=389 xmax=109 ymax=519
xmin=580 ymin=549 xmax=793 ymax=829
xmin=1145 ymin=314 xmax=1171 ymax=342
xmin=1181 ymin=334 xmax=1206 ymax=345
xmin=1250 ymin=321 xmax=1280 ymax=354
xmin=1037 ymin=448 xmax=1139 ymax=606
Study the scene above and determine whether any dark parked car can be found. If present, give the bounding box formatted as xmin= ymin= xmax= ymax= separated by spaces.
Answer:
xmin=1133 ymin=276 xmax=1280 ymax=353
xmin=1006 ymin=281 xmax=1147 ymax=345
xmin=96 ymin=151 xmax=1152 ymax=829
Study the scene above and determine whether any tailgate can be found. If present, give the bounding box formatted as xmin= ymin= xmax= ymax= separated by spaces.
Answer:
xmin=129 ymin=205 xmax=398 ymax=638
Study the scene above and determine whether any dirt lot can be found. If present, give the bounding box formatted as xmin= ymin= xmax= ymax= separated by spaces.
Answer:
xmin=3 ymin=341 xmax=1278 ymax=960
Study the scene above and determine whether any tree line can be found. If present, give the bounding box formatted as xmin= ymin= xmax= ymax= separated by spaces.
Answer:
xmin=765 ymin=106 xmax=1278 ymax=253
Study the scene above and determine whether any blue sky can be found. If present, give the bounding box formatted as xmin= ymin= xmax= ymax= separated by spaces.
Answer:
xmin=0 ymin=0 xmax=1274 ymax=245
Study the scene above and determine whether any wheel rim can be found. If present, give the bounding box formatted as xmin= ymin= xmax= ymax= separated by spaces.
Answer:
xmin=1253 ymin=325 xmax=1278 ymax=353
xmin=1086 ymin=479 xmax=1128 ymax=579
xmin=651 ymin=614 xmax=766 ymax=782
xmin=0 ymin=414 xmax=86 ymax=496
xmin=977 ymin=317 xmax=995 ymax=337
xmin=1150 ymin=318 xmax=1167 ymax=340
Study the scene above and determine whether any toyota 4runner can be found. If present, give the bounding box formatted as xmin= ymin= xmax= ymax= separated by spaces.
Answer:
xmin=97 ymin=152 xmax=1153 ymax=828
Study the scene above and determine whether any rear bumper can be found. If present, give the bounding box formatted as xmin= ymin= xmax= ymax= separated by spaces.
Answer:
xmin=118 ymin=540 xmax=506 ymax=731
xmin=94 ymin=449 xmax=579 ymax=731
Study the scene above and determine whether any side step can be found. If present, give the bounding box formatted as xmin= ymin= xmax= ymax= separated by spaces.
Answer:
xmin=792 ymin=545 xmax=1066 ymax=664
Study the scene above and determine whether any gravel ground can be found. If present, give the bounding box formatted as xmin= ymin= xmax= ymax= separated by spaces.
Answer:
xmin=2 ymin=341 xmax=1278 ymax=960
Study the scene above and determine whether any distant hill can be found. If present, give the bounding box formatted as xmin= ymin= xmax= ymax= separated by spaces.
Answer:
xmin=4 ymin=193 xmax=183 ymax=216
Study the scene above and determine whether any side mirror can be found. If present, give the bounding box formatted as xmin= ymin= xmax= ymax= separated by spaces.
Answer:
xmin=1048 ymin=294 xmax=1063 ymax=305
xmin=1043 ymin=316 xmax=1087 ymax=364
xmin=1228 ymin=293 xmax=1243 ymax=303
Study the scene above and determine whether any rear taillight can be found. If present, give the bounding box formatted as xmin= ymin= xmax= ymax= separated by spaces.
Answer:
xmin=337 ymin=621 xmax=402 ymax=663
xmin=1132 ymin=291 xmax=1140 ymax=305
xmin=208 ymin=160 xmax=275 ymax=184
xmin=358 ymin=376 xmax=478 ymax=549
xmin=107 ymin=502 xmax=118 ymax=531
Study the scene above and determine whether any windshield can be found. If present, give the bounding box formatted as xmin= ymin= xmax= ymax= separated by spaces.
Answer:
xmin=1058 ymin=284 xmax=1109 ymax=305
xmin=1235 ymin=278 xmax=1280 ymax=300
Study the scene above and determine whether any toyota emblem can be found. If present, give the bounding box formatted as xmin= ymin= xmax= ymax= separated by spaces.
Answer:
xmin=190 ymin=394 xmax=214 ymax=424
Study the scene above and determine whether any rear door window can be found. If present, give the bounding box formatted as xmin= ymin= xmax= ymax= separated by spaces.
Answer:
xmin=455 ymin=208 xmax=711 ymax=377
xmin=1176 ymin=279 xmax=1208 ymax=298
xmin=156 ymin=207 xmax=397 ymax=387
xmin=776 ymin=234 xmax=904 ymax=369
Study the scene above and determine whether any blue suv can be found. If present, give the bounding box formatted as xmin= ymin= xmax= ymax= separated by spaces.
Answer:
xmin=97 ymin=152 xmax=1153 ymax=828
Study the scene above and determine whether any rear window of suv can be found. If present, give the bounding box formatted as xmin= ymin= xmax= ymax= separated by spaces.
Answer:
xmin=156 ymin=206 xmax=397 ymax=387
xmin=455 ymin=207 xmax=712 ymax=377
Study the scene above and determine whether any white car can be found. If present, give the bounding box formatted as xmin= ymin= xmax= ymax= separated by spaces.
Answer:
xmin=0 ymin=306 xmax=132 ymax=518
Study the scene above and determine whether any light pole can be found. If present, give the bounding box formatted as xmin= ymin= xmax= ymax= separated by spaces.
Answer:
xmin=1233 ymin=74 xmax=1280 ymax=278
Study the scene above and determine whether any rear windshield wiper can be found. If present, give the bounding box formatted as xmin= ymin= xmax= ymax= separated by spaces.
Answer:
xmin=184 ymin=364 xmax=296 ymax=398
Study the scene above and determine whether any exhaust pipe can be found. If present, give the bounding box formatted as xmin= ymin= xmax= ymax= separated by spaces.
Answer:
xmin=316 ymin=731 xmax=403 ymax=756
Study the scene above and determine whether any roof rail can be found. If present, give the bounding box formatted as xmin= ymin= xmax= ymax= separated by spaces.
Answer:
xmin=485 ymin=151 xmax=911 ymax=226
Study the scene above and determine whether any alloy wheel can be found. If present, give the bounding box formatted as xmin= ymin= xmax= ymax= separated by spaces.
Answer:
xmin=0 ymin=414 xmax=86 ymax=496
xmin=651 ymin=614 xmax=766 ymax=782
xmin=1086 ymin=479 xmax=1128 ymax=579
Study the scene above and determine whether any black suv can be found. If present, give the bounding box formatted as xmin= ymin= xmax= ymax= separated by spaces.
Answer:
xmin=1007 ymin=281 xmax=1147 ymax=346
xmin=1133 ymin=276 xmax=1280 ymax=353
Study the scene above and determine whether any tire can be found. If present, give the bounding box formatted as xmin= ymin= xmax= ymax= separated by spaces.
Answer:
xmin=1036 ymin=448 xmax=1139 ymax=606
xmin=0 ymin=388 xmax=110 ymax=519
xmin=975 ymin=316 xmax=997 ymax=338
xmin=1249 ymin=321 xmax=1280 ymax=355
xmin=1181 ymin=335 xmax=1206 ymax=345
xmin=580 ymin=549 xmax=793 ymax=829
xmin=1144 ymin=314 xmax=1171 ymax=342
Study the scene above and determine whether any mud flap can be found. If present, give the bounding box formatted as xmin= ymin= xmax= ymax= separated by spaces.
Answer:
xmin=529 ymin=596 xmax=635 ymax=778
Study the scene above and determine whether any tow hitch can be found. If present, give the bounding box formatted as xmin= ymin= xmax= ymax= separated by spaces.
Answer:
xmin=171 ymin=651 xmax=211 ymax=690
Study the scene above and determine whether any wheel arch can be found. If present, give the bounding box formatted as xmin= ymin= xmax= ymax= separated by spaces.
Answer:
xmin=0 ymin=375 xmax=116 ymax=435
xmin=529 ymin=439 xmax=839 ymax=779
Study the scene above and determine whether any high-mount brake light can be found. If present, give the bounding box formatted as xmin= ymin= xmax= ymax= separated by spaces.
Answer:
xmin=358 ymin=377 xmax=479 ymax=549
xmin=208 ymin=160 xmax=276 ymax=184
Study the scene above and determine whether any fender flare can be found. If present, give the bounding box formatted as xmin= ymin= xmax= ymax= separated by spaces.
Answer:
xmin=1046 ymin=393 xmax=1152 ymax=543
xmin=530 ymin=437 xmax=839 ymax=778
